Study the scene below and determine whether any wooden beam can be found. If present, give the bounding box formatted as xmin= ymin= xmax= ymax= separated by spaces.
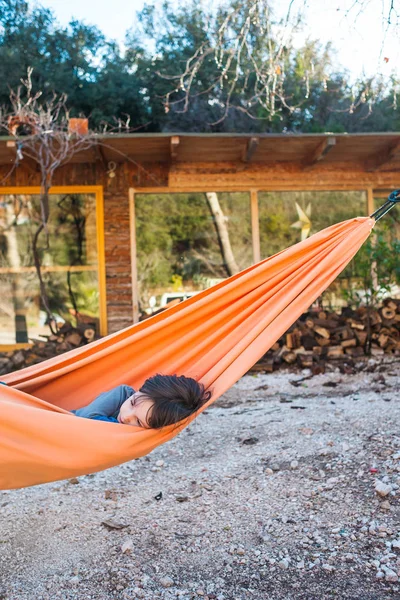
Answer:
xmin=170 ymin=136 xmax=180 ymax=162
xmin=129 ymin=188 xmax=140 ymax=324
xmin=365 ymin=138 xmax=400 ymax=172
xmin=6 ymin=140 xmax=38 ymax=174
xmin=93 ymin=141 xmax=107 ymax=168
xmin=367 ymin=188 xmax=374 ymax=215
xmin=250 ymin=190 xmax=260 ymax=263
xmin=302 ymin=137 xmax=336 ymax=170
xmin=242 ymin=137 xmax=259 ymax=163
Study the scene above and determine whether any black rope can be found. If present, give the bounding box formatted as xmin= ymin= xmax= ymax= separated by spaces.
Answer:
xmin=370 ymin=189 xmax=400 ymax=222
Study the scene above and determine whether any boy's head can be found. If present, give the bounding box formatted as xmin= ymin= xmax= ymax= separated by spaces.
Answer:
xmin=117 ymin=374 xmax=212 ymax=429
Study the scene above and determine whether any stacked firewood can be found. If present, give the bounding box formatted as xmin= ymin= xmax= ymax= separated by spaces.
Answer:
xmin=250 ymin=298 xmax=400 ymax=373
xmin=0 ymin=321 xmax=97 ymax=376
xmin=1 ymin=299 xmax=400 ymax=377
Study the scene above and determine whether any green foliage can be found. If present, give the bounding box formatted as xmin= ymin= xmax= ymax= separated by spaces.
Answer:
xmin=135 ymin=192 xmax=252 ymax=305
xmin=341 ymin=221 xmax=400 ymax=309
xmin=1 ymin=0 xmax=399 ymax=132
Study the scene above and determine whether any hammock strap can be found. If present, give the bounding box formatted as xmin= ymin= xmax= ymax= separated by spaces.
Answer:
xmin=370 ymin=189 xmax=400 ymax=222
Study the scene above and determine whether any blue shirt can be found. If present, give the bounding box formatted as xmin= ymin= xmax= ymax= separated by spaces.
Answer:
xmin=72 ymin=384 xmax=135 ymax=423
xmin=1 ymin=381 xmax=133 ymax=424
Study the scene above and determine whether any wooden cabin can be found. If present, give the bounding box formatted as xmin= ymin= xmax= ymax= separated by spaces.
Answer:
xmin=0 ymin=132 xmax=399 ymax=349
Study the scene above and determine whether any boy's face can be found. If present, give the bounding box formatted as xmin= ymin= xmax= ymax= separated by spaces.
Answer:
xmin=117 ymin=392 xmax=154 ymax=428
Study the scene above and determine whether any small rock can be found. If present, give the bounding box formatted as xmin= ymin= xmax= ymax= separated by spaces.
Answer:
xmin=299 ymin=428 xmax=313 ymax=435
xmin=104 ymin=490 xmax=117 ymax=501
xmin=265 ymin=468 xmax=274 ymax=475
xmin=278 ymin=558 xmax=290 ymax=569
xmin=242 ymin=437 xmax=259 ymax=445
xmin=384 ymin=568 xmax=398 ymax=582
xmin=68 ymin=478 xmax=79 ymax=485
xmin=322 ymin=564 xmax=335 ymax=572
xmin=102 ymin=519 xmax=129 ymax=530
xmin=121 ymin=539 xmax=133 ymax=554
xmin=318 ymin=448 xmax=334 ymax=456
xmin=371 ymin=560 xmax=380 ymax=569
xmin=375 ymin=480 xmax=392 ymax=497
xmin=159 ymin=576 xmax=174 ymax=588
xmin=290 ymin=460 xmax=299 ymax=470
xmin=392 ymin=540 xmax=400 ymax=551
xmin=156 ymin=460 xmax=165 ymax=467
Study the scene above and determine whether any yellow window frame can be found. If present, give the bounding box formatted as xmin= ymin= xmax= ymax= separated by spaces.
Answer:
xmin=0 ymin=185 xmax=107 ymax=350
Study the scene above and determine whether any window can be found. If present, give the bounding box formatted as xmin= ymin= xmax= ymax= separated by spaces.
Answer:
xmin=0 ymin=189 xmax=106 ymax=346
xmin=258 ymin=190 xmax=368 ymax=310
xmin=134 ymin=192 xmax=252 ymax=316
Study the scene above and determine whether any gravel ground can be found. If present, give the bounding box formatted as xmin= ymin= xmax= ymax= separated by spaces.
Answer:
xmin=1 ymin=357 xmax=400 ymax=600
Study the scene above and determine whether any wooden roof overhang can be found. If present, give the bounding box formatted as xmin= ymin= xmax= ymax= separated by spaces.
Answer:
xmin=0 ymin=132 xmax=399 ymax=191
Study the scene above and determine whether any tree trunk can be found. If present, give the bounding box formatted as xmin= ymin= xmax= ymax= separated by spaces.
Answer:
xmin=205 ymin=192 xmax=240 ymax=277
xmin=4 ymin=200 xmax=29 ymax=343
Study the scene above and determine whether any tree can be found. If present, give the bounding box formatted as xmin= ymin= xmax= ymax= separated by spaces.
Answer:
xmin=0 ymin=0 xmax=148 ymax=130
xmin=128 ymin=0 xmax=400 ymax=130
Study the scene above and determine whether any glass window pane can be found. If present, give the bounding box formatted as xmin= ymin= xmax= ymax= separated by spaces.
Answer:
xmin=135 ymin=192 xmax=252 ymax=315
xmin=258 ymin=191 xmax=367 ymax=257
xmin=258 ymin=191 xmax=368 ymax=311
xmin=0 ymin=193 xmax=100 ymax=344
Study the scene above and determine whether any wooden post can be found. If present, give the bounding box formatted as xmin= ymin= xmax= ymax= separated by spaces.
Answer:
xmin=129 ymin=188 xmax=140 ymax=323
xmin=367 ymin=187 xmax=374 ymax=215
xmin=367 ymin=188 xmax=378 ymax=290
xmin=251 ymin=189 xmax=260 ymax=264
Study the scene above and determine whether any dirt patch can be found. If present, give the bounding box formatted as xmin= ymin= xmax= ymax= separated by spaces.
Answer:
xmin=1 ymin=357 xmax=399 ymax=600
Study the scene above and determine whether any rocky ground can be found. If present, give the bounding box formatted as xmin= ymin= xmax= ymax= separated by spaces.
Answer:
xmin=1 ymin=357 xmax=400 ymax=600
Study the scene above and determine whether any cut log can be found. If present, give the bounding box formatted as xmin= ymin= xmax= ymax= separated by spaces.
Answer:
xmin=384 ymin=300 xmax=398 ymax=312
xmin=83 ymin=328 xmax=96 ymax=342
xmin=361 ymin=311 xmax=382 ymax=326
xmin=381 ymin=307 xmax=396 ymax=320
xmin=64 ymin=332 xmax=83 ymax=347
xmin=297 ymin=353 xmax=313 ymax=368
xmin=314 ymin=326 xmax=330 ymax=339
xmin=341 ymin=338 xmax=357 ymax=348
xmin=301 ymin=334 xmax=317 ymax=350
xmin=332 ymin=326 xmax=354 ymax=342
xmin=281 ymin=351 xmax=297 ymax=364
xmin=344 ymin=346 xmax=365 ymax=357
xmin=313 ymin=318 xmax=338 ymax=329
xmin=286 ymin=330 xmax=302 ymax=349
xmin=326 ymin=345 xmax=344 ymax=358
xmin=315 ymin=336 xmax=331 ymax=347
xmin=378 ymin=333 xmax=389 ymax=348
xmin=354 ymin=330 xmax=368 ymax=345
xmin=347 ymin=319 xmax=365 ymax=330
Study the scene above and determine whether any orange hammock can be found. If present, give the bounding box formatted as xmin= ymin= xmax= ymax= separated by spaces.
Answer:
xmin=0 ymin=216 xmax=375 ymax=490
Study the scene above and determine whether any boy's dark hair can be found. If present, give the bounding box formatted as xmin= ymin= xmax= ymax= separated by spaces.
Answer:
xmin=139 ymin=374 xmax=212 ymax=429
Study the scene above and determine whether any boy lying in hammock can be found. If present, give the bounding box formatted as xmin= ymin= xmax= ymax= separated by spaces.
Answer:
xmin=72 ymin=374 xmax=211 ymax=428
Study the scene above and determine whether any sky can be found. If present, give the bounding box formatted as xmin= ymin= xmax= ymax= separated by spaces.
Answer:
xmin=37 ymin=0 xmax=400 ymax=85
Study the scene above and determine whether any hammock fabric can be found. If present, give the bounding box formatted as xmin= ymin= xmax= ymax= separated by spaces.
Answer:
xmin=0 ymin=216 xmax=375 ymax=490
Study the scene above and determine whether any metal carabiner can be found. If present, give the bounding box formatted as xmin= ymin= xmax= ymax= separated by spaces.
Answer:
xmin=370 ymin=189 xmax=400 ymax=222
